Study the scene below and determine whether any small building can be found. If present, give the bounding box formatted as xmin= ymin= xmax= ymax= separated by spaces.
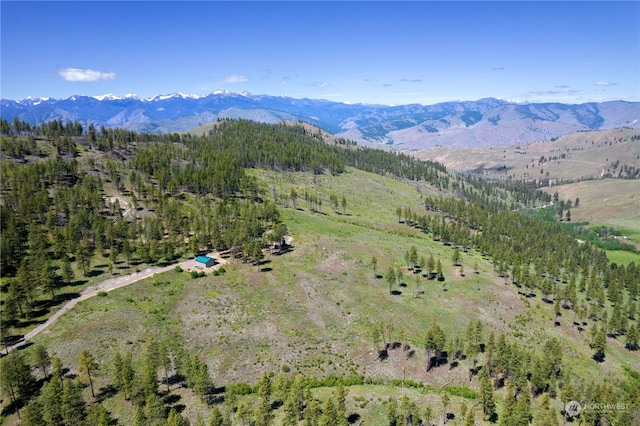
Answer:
xmin=195 ymin=255 xmax=216 ymax=268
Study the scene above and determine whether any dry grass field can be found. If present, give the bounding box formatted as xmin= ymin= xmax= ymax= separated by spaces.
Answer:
xmin=415 ymin=128 xmax=640 ymax=183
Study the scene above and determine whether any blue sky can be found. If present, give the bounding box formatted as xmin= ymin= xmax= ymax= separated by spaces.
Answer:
xmin=1 ymin=1 xmax=638 ymax=105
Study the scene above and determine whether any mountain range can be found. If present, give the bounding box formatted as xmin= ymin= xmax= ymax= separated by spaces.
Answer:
xmin=2 ymin=91 xmax=638 ymax=148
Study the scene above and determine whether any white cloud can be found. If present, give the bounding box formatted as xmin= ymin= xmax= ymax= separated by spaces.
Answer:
xmin=594 ymin=81 xmax=617 ymax=86
xmin=59 ymin=68 xmax=116 ymax=82
xmin=224 ymin=74 xmax=249 ymax=83
xmin=306 ymin=81 xmax=330 ymax=88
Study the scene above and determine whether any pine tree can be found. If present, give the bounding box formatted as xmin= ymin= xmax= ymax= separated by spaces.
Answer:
xmin=40 ymin=374 xmax=64 ymax=425
xmin=441 ymin=392 xmax=450 ymax=423
xmin=20 ymin=400 xmax=45 ymax=426
xmin=386 ymin=396 xmax=398 ymax=426
xmin=167 ymin=408 xmax=190 ymax=426
xmin=87 ymin=403 xmax=111 ymax=426
xmin=592 ymin=327 xmax=607 ymax=362
xmin=625 ymin=324 xmax=639 ymax=350
xmin=479 ymin=367 xmax=496 ymax=421
xmin=498 ymin=383 xmax=517 ymax=426
xmin=464 ymin=408 xmax=475 ymax=426
xmin=422 ymin=403 xmax=434 ymax=426
xmin=282 ymin=392 xmax=299 ymax=426
xmin=61 ymin=379 xmax=86 ymax=426
xmin=385 ymin=266 xmax=396 ymax=294
xmin=534 ymin=393 xmax=558 ymax=426
xmin=31 ymin=344 xmax=51 ymax=379
xmin=335 ymin=384 xmax=349 ymax=426
xmin=514 ymin=388 xmax=532 ymax=425
xmin=78 ymin=349 xmax=99 ymax=398
xmin=208 ymin=406 xmax=224 ymax=426
xmin=144 ymin=393 xmax=167 ymax=425
xmin=320 ymin=395 xmax=339 ymax=426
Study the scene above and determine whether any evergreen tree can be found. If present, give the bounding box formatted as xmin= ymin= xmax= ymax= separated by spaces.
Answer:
xmin=320 ymin=395 xmax=339 ymax=426
xmin=592 ymin=327 xmax=607 ymax=362
xmin=534 ymin=393 xmax=558 ymax=426
xmin=386 ymin=396 xmax=398 ymax=426
xmin=304 ymin=398 xmax=322 ymax=426
xmin=31 ymin=344 xmax=51 ymax=379
xmin=78 ymin=349 xmax=99 ymax=398
xmin=498 ymin=383 xmax=517 ymax=426
xmin=61 ymin=379 xmax=86 ymax=426
xmin=40 ymin=374 xmax=64 ymax=425
xmin=479 ymin=367 xmax=496 ymax=421
xmin=207 ymin=406 xmax=226 ymax=426
xmin=335 ymin=384 xmax=349 ymax=426
xmin=464 ymin=408 xmax=475 ymax=426
xmin=167 ymin=408 xmax=190 ymax=426
xmin=253 ymin=397 xmax=274 ymax=426
xmin=87 ymin=402 xmax=112 ymax=426
xmin=21 ymin=400 xmax=45 ymax=426
xmin=422 ymin=404 xmax=434 ymax=426
xmin=385 ymin=266 xmax=396 ymax=294
xmin=144 ymin=393 xmax=167 ymax=425
xmin=625 ymin=324 xmax=639 ymax=350
xmin=514 ymin=389 xmax=532 ymax=425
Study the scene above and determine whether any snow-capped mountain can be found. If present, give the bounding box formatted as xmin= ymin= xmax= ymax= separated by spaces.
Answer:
xmin=1 ymin=92 xmax=638 ymax=148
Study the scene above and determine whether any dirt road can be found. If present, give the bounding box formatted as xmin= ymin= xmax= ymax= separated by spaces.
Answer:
xmin=5 ymin=252 xmax=227 ymax=354
xmin=5 ymin=265 xmax=178 ymax=353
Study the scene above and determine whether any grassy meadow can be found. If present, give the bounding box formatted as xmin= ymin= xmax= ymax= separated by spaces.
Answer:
xmin=13 ymin=166 xmax=638 ymax=425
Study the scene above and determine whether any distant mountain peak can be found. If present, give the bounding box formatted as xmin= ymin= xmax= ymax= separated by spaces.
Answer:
xmin=94 ymin=93 xmax=140 ymax=101
xmin=1 ymin=92 xmax=637 ymax=147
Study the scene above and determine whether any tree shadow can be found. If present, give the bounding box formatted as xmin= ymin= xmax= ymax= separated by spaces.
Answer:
xmin=85 ymin=269 xmax=105 ymax=278
xmin=348 ymin=413 xmax=361 ymax=424
xmin=96 ymin=384 xmax=118 ymax=403
xmin=173 ymin=404 xmax=186 ymax=413
xmin=164 ymin=393 xmax=182 ymax=405
xmin=390 ymin=290 xmax=402 ymax=296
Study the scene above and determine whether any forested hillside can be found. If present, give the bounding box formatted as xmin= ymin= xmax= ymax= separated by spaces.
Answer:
xmin=0 ymin=118 xmax=638 ymax=425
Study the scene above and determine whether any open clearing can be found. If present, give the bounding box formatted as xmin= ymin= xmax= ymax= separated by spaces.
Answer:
xmin=20 ymin=167 xmax=638 ymax=425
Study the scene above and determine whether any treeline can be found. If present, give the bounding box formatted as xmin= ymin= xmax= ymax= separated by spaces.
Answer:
xmin=395 ymin=194 xmax=640 ymax=358
xmin=367 ymin=314 xmax=639 ymax=425
xmin=414 ymin=195 xmax=638 ymax=324
xmin=0 ymin=338 xmax=360 ymax=426
xmin=0 ymin=124 xmax=292 ymax=346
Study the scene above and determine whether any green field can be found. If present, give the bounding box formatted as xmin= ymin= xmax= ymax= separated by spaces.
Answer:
xmin=12 ymin=167 xmax=638 ymax=425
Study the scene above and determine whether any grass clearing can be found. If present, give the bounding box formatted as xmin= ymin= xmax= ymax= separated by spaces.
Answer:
xmin=18 ymin=167 xmax=639 ymax=424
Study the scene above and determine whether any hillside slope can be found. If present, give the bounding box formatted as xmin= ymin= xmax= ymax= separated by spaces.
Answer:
xmin=1 ymin=121 xmax=638 ymax=425
xmin=416 ymin=128 xmax=640 ymax=182
xmin=2 ymin=93 xmax=638 ymax=148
